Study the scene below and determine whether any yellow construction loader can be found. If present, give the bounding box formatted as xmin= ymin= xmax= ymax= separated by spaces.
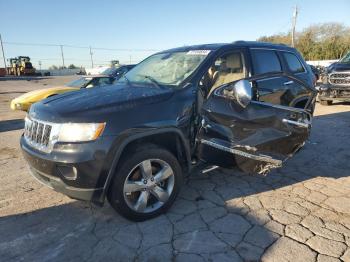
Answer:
xmin=7 ymin=56 xmax=36 ymax=76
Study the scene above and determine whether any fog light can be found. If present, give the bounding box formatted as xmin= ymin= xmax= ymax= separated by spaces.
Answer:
xmin=57 ymin=165 xmax=78 ymax=180
xmin=319 ymin=86 xmax=329 ymax=91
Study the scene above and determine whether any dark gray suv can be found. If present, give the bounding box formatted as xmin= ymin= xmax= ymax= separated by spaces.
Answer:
xmin=21 ymin=41 xmax=317 ymax=221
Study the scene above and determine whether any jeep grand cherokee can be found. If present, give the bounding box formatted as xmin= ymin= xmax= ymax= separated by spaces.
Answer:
xmin=21 ymin=41 xmax=317 ymax=221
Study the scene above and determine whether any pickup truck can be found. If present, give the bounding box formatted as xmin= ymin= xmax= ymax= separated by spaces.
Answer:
xmin=319 ymin=52 xmax=350 ymax=105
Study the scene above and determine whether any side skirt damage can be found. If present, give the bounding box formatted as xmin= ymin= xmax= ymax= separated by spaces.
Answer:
xmin=200 ymin=139 xmax=283 ymax=175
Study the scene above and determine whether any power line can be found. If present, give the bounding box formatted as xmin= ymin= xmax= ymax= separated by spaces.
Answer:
xmin=1 ymin=37 xmax=152 ymax=68
xmin=274 ymin=20 xmax=292 ymax=35
xmin=2 ymin=41 xmax=159 ymax=52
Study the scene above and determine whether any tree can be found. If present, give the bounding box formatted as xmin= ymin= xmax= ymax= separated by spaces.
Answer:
xmin=49 ymin=65 xmax=58 ymax=70
xmin=257 ymin=23 xmax=350 ymax=60
xmin=68 ymin=64 xmax=78 ymax=69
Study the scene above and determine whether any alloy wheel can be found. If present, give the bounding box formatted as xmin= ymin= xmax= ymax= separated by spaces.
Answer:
xmin=123 ymin=159 xmax=175 ymax=213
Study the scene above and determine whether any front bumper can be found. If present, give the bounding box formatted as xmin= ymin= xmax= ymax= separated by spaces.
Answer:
xmin=318 ymin=84 xmax=350 ymax=101
xmin=20 ymin=135 xmax=115 ymax=203
xmin=28 ymin=166 xmax=103 ymax=201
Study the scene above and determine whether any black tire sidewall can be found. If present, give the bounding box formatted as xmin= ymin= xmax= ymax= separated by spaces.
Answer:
xmin=107 ymin=146 xmax=183 ymax=221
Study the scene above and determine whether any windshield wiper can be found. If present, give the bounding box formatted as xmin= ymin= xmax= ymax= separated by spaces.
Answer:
xmin=140 ymin=75 xmax=162 ymax=89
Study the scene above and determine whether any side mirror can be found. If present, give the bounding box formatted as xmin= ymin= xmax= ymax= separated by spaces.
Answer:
xmin=86 ymin=84 xmax=94 ymax=88
xmin=223 ymin=80 xmax=252 ymax=108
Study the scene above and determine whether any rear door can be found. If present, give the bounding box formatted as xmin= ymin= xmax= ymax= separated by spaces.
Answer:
xmin=196 ymin=75 xmax=312 ymax=175
xmin=250 ymin=49 xmax=287 ymax=105
xmin=280 ymin=50 xmax=312 ymax=87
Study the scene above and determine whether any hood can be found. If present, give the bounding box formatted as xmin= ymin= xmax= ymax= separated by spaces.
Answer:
xmin=30 ymin=83 xmax=174 ymax=122
xmin=327 ymin=62 xmax=350 ymax=73
xmin=13 ymin=86 xmax=76 ymax=102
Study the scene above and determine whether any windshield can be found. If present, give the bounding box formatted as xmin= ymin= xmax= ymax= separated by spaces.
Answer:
xmin=65 ymin=77 xmax=92 ymax=88
xmin=340 ymin=52 xmax=350 ymax=63
xmin=122 ymin=51 xmax=210 ymax=87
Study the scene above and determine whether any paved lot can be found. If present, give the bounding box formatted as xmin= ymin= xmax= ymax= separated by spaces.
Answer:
xmin=1 ymin=77 xmax=350 ymax=261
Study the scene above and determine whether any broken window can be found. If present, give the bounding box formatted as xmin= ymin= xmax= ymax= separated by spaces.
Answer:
xmin=200 ymin=51 xmax=246 ymax=98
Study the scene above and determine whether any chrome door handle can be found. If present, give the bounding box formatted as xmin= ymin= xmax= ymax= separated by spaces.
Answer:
xmin=283 ymin=80 xmax=294 ymax=85
xmin=283 ymin=119 xmax=310 ymax=128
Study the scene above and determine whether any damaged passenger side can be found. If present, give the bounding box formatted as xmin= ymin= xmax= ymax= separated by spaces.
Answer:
xmin=196 ymin=49 xmax=315 ymax=175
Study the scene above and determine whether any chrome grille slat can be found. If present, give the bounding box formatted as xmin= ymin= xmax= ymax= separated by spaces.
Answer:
xmin=31 ymin=121 xmax=38 ymax=141
xmin=42 ymin=125 xmax=51 ymax=146
xmin=36 ymin=123 xmax=44 ymax=143
xmin=24 ymin=117 xmax=53 ymax=152
xmin=329 ymin=72 xmax=350 ymax=86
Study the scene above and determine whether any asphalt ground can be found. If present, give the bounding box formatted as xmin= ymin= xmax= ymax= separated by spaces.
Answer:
xmin=1 ymin=76 xmax=350 ymax=261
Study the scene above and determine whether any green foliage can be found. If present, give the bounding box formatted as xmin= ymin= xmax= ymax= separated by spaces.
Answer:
xmin=49 ymin=65 xmax=58 ymax=70
xmin=68 ymin=64 xmax=78 ymax=69
xmin=257 ymin=23 xmax=350 ymax=60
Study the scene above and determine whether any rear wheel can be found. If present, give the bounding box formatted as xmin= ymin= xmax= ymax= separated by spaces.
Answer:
xmin=320 ymin=100 xmax=332 ymax=106
xmin=107 ymin=145 xmax=182 ymax=221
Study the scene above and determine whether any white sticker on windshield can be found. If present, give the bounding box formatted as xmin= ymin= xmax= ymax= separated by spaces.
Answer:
xmin=187 ymin=50 xmax=211 ymax=55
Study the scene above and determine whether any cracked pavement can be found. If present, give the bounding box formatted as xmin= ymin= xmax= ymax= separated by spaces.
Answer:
xmin=1 ymin=77 xmax=350 ymax=261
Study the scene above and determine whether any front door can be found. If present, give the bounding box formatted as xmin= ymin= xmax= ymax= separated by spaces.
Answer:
xmin=196 ymin=75 xmax=313 ymax=174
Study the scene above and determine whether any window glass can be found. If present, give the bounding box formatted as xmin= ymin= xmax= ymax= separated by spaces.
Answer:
xmin=200 ymin=51 xmax=245 ymax=97
xmin=283 ymin=52 xmax=305 ymax=73
xmin=340 ymin=52 xmax=350 ymax=63
xmin=251 ymin=49 xmax=282 ymax=75
xmin=114 ymin=67 xmax=128 ymax=80
xmin=98 ymin=77 xmax=113 ymax=86
xmin=65 ymin=77 xmax=92 ymax=88
xmin=122 ymin=51 xmax=209 ymax=87
xmin=101 ymin=68 xmax=116 ymax=75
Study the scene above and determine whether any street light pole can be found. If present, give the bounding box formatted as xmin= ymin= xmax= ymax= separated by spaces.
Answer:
xmin=291 ymin=5 xmax=298 ymax=47
xmin=0 ymin=34 xmax=7 ymax=72
xmin=60 ymin=45 xmax=65 ymax=68
xmin=89 ymin=46 xmax=94 ymax=68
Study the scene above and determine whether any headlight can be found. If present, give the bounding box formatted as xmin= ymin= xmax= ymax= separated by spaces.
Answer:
xmin=58 ymin=123 xmax=105 ymax=142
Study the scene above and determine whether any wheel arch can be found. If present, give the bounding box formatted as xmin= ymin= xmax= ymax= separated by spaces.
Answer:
xmin=100 ymin=128 xmax=191 ymax=202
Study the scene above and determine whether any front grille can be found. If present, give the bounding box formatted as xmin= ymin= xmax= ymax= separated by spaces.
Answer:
xmin=24 ymin=117 xmax=53 ymax=151
xmin=329 ymin=72 xmax=350 ymax=86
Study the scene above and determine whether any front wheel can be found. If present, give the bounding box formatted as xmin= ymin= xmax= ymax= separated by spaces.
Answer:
xmin=107 ymin=145 xmax=183 ymax=221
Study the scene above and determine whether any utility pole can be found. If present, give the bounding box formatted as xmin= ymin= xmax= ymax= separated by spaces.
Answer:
xmin=291 ymin=5 xmax=298 ymax=47
xmin=89 ymin=46 xmax=94 ymax=68
xmin=0 ymin=34 xmax=7 ymax=72
xmin=39 ymin=61 xmax=42 ymax=71
xmin=60 ymin=45 xmax=65 ymax=68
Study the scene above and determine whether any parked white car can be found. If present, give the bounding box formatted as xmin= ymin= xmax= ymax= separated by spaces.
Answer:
xmin=85 ymin=66 xmax=111 ymax=75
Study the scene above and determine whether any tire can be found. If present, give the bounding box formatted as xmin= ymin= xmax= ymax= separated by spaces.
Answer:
xmin=107 ymin=145 xmax=183 ymax=221
xmin=320 ymin=100 xmax=332 ymax=106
